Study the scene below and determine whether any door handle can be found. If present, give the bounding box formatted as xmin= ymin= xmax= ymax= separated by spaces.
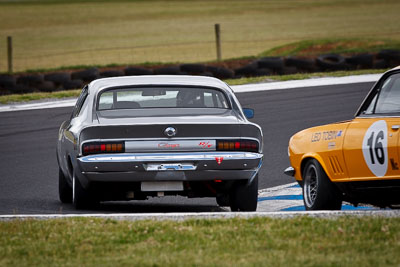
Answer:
xmin=392 ymin=125 xmax=400 ymax=130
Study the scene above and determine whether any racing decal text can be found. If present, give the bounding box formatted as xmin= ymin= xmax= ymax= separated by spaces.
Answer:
xmin=311 ymin=130 xmax=342 ymax=142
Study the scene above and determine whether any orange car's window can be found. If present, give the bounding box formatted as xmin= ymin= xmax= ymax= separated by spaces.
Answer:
xmin=375 ymin=73 xmax=400 ymax=114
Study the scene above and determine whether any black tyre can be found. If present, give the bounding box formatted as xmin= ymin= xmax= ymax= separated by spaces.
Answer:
xmin=257 ymin=57 xmax=284 ymax=70
xmin=153 ymin=66 xmax=181 ymax=75
xmin=62 ymin=79 xmax=83 ymax=90
xmin=0 ymin=75 xmax=16 ymax=88
xmin=229 ymin=175 xmax=258 ymax=212
xmin=17 ymin=74 xmax=43 ymax=86
xmin=373 ymin=59 xmax=389 ymax=69
xmin=37 ymin=81 xmax=56 ymax=92
xmin=180 ymin=63 xmax=206 ymax=74
xmin=12 ymin=84 xmax=34 ymax=94
xmin=205 ymin=66 xmax=234 ymax=79
xmin=377 ymin=49 xmax=400 ymax=61
xmin=234 ymin=63 xmax=258 ymax=77
xmin=316 ymin=54 xmax=347 ymax=71
xmin=59 ymin=168 xmax=72 ymax=203
xmin=71 ymin=68 xmax=99 ymax=82
xmin=124 ymin=67 xmax=153 ymax=76
xmin=100 ymin=70 xmax=124 ymax=78
xmin=285 ymin=57 xmax=315 ymax=70
xmin=254 ymin=68 xmax=272 ymax=76
xmin=278 ymin=66 xmax=298 ymax=75
xmin=199 ymin=71 xmax=214 ymax=77
xmin=302 ymin=159 xmax=342 ymax=210
xmin=345 ymin=54 xmax=373 ymax=67
xmin=73 ymin=173 xmax=95 ymax=209
xmin=44 ymin=72 xmax=71 ymax=85
xmin=216 ymin=194 xmax=230 ymax=207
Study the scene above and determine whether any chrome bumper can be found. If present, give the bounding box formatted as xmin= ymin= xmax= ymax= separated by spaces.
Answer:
xmin=77 ymin=152 xmax=263 ymax=182
xmin=79 ymin=151 xmax=262 ymax=163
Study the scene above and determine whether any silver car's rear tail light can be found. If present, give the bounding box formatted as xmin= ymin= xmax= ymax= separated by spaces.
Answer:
xmin=216 ymin=139 xmax=259 ymax=153
xmin=82 ymin=141 xmax=125 ymax=156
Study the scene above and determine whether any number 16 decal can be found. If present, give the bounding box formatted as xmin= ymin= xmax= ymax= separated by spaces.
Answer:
xmin=362 ymin=120 xmax=388 ymax=177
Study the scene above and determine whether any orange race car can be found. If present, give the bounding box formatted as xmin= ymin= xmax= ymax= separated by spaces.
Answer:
xmin=285 ymin=67 xmax=400 ymax=210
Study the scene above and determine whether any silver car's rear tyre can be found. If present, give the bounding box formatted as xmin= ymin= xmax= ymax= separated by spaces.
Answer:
xmin=216 ymin=194 xmax=230 ymax=207
xmin=73 ymin=174 xmax=96 ymax=209
xmin=302 ymin=159 xmax=342 ymax=210
xmin=229 ymin=174 xmax=258 ymax=212
xmin=59 ymin=168 xmax=72 ymax=203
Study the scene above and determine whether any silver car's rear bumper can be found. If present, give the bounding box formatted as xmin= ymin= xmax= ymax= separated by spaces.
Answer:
xmin=77 ymin=152 xmax=263 ymax=183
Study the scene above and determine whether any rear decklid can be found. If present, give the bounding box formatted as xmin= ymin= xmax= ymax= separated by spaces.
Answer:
xmin=79 ymin=108 xmax=262 ymax=152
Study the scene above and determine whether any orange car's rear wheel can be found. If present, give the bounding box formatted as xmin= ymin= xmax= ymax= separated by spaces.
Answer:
xmin=302 ymin=159 xmax=342 ymax=210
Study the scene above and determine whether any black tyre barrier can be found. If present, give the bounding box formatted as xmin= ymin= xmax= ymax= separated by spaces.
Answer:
xmin=180 ymin=64 xmax=206 ymax=73
xmin=17 ymin=74 xmax=43 ymax=86
xmin=37 ymin=81 xmax=56 ymax=92
xmin=100 ymin=70 xmax=124 ymax=78
xmin=124 ymin=67 xmax=153 ymax=76
xmin=285 ymin=57 xmax=315 ymax=70
xmin=278 ymin=66 xmax=298 ymax=75
xmin=198 ymin=71 xmax=214 ymax=77
xmin=5 ymin=51 xmax=398 ymax=95
xmin=63 ymin=79 xmax=84 ymax=90
xmin=71 ymin=68 xmax=99 ymax=82
xmin=373 ymin=59 xmax=389 ymax=69
xmin=377 ymin=49 xmax=400 ymax=61
xmin=205 ymin=66 xmax=234 ymax=79
xmin=345 ymin=54 xmax=373 ymax=67
xmin=234 ymin=63 xmax=258 ymax=77
xmin=0 ymin=88 xmax=10 ymax=95
xmin=316 ymin=54 xmax=347 ymax=70
xmin=44 ymin=72 xmax=71 ymax=85
xmin=12 ymin=84 xmax=35 ymax=94
xmin=153 ymin=66 xmax=181 ymax=75
xmin=0 ymin=74 xmax=16 ymax=89
xmin=254 ymin=68 xmax=272 ymax=76
xmin=258 ymin=57 xmax=284 ymax=70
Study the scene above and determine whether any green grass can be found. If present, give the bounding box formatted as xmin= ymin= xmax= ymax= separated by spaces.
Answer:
xmin=225 ymin=68 xmax=388 ymax=85
xmin=1 ymin=0 xmax=400 ymax=72
xmin=260 ymin=39 xmax=400 ymax=57
xmin=0 ymin=216 xmax=399 ymax=266
xmin=0 ymin=69 xmax=387 ymax=104
xmin=0 ymin=89 xmax=81 ymax=104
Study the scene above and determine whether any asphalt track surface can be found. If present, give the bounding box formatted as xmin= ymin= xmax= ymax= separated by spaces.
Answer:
xmin=0 ymin=82 xmax=374 ymax=214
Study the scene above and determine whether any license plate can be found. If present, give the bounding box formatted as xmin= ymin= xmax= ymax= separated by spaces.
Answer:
xmin=141 ymin=181 xmax=184 ymax=192
xmin=146 ymin=163 xmax=196 ymax=171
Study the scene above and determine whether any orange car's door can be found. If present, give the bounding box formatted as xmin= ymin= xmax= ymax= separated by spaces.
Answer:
xmin=343 ymin=118 xmax=400 ymax=181
xmin=343 ymin=72 xmax=400 ymax=181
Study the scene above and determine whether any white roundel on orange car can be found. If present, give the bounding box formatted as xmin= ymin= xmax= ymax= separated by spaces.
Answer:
xmin=362 ymin=120 xmax=388 ymax=177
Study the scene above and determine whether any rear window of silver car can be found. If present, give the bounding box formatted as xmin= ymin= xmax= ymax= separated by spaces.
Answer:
xmin=97 ymin=87 xmax=230 ymax=110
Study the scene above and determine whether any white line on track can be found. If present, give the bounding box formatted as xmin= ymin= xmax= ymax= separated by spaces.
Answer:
xmin=0 ymin=74 xmax=381 ymax=113
xmin=1 ymin=210 xmax=399 ymax=221
xmin=0 ymin=182 xmax=398 ymax=219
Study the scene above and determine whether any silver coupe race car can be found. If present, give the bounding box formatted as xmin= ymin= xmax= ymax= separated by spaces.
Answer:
xmin=57 ymin=75 xmax=263 ymax=211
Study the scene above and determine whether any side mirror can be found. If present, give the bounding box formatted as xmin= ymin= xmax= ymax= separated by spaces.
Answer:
xmin=243 ymin=108 xmax=254 ymax=119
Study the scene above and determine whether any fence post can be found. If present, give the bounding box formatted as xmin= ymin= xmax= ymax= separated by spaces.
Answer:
xmin=214 ymin=24 xmax=221 ymax=61
xmin=7 ymin=36 xmax=13 ymax=74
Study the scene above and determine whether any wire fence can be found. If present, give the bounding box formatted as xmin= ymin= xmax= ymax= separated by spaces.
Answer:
xmin=2 ymin=29 xmax=400 ymax=74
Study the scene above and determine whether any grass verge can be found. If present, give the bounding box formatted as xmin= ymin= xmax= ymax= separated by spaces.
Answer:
xmin=260 ymin=38 xmax=400 ymax=57
xmin=0 ymin=90 xmax=81 ymax=104
xmin=1 ymin=0 xmax=400 ymax=72
xmin=225 ymin=69 xmax=387 ymax=85
xmin=0 ymin=69 xmax=387 ymax=104
xmin=0 ymin=216 xmax=399 ymax=266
